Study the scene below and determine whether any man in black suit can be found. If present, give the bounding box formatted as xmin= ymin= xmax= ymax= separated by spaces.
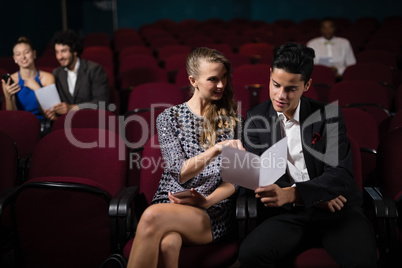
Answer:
xmin=44 ymin=30 xmax=110 ymax=120
xmin=238 ymin=43 xmax=377 ymax=267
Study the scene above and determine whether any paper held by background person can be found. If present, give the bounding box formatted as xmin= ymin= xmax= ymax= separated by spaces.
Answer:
xmin=34 ymin=83 xmax=61 ymax=110
xmin=317 ymin=57 xmax=334 ymax=66
xmin=221 ymin=137 xmax=287 ymax=190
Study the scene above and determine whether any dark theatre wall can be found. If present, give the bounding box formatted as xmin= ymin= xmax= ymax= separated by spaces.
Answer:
xmin=1 ymin=0 xmax=401 ymax=57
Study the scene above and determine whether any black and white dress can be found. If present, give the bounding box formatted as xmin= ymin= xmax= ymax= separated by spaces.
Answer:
xmin=152 ymin=102 xmax=241 ymax=241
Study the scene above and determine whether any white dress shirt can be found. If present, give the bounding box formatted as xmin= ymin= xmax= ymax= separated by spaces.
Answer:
xmin=277 ymin=102 xmax=310 ymax=185
xmin=65 ymin=58 xmax=80 ymax=96
xmin=307 ymin=36 xmax=356 ymax=75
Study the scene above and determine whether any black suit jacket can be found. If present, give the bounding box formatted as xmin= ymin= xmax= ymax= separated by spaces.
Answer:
xmin=244 ymin=96 xmax=362 ymax=209
xmin=53 ymin=59 xmax=110 ymax=108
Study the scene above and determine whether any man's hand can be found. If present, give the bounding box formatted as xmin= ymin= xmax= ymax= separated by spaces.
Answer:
xmin=316 ymin=195 xmax=347 ymax=213
xmin=43 ymin=109 xmax=58 ymax=121
xmin=329 ymin=66 xmax=340 ymax=78
xmin=255 ymin=184 xmax=300 ymax=207
xmin=53 ymin=102 xmax=78 ymax=115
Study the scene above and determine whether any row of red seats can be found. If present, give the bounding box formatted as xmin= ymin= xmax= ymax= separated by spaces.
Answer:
xmin=1 ymin=108 xmax=400 ymax=267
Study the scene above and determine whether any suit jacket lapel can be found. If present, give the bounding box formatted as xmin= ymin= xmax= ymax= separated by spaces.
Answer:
xmin=300 ymin=97 xmax=319 ymax=180
xmin=269 ymin=104 xmax=282 ymax=143
xmin=73 ymin=59 xmax=85 ymax=101
xmin=59 ymin=69 xmax=74 ymax=103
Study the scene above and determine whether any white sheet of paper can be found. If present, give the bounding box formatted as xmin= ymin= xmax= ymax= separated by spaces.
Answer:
xmin=221 ymin=137 xmax=287 ymax=190
xmin=317 ymin=57 xmax=333 ymax=66
xmin=34 ymin=83 xmax=61 ymax=110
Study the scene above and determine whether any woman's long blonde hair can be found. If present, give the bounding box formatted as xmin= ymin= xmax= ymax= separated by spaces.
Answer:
xmin=186 ymin=47 xmax=239 ymax=148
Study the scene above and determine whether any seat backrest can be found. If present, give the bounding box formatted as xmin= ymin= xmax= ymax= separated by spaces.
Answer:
xmin=127 ymin=82 xmax=183 ymax=111
xmin=377 ymin=127 xmax=402 ymax=199
xmin=0 ymin=111 xmax=40 ymax=158
xmin=113 ymin=31 xmax=144 ymax=52
xmin=0 ymin=131 xmax=18 ymax=191
xmin=328 ymin=80 xmax=390 ymax=110
xmin=342 ymin=108 xmax=379 ymax=149
xmin=202 ymin=43 xmax=234 ymax=58
xmin=14 ymin=176 xmax=113 ymax=268
xmin=395 ymin=84 xmax=402 ymax=112
xmin=83 ymin=32 xmax=110 ymax=48
xmin=357 ymin=50 xmax=398 ymax=69
xmin=164 ymin=53 xmax=188 ymax=73
xmin=389 ymin=109 xmax=402 ymax=131
xmin=232 ymin=64 xmax=271 ymax=105
xmin=51 ymin=109 xmax=121 ymax=134
xmin=124 ymin=108 xmax=165 ymax=150
xmin=157 ymin=45 xmax=192 ymax=61
xmin=348 ymin=134 xmax=363 ymax=191
xmin=303 ymin=85 xmax=319 ymax=101
xmin=119 ymin=66 xmax=167 ymax=90
xmin=342 ymin=63 xmax=394 ymax=87
xmin=175 ymin=66 xmax=190 ymax=89
xmin=238 ymin=42 xmax=274 ymax=64
xmin=311 ymin=65 xmax=336 ymax=87
xmin=118 ymin=54 xmax=159 ymax=74
xmin=29 ymin=128 xmax=127 ymax=195
xmin=0 ymin=56 xmax=18 ymax=73
xmin=118 ymin=45 xmax=153 ymax=62
xmin=139 ymin=134 xmax=165 ymax=205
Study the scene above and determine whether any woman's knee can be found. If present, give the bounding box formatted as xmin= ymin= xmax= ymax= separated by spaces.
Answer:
xmin=160 ymin=232 xmax=182 ymax=256
xmin=137 ymin=205 xmax=166 ymax=235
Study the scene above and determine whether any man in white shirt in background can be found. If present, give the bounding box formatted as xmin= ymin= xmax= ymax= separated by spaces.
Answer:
xmin=307 ymin=17 xmax=356 ymax=79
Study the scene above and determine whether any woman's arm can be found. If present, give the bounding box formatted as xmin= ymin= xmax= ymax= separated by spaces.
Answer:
xmin=203 ymin=182 xmax=236 ymax=208
xmin=169 ymin=182 xmax=236 ymax=209
xmin=179 ymin=139 xmax=243 ymax=183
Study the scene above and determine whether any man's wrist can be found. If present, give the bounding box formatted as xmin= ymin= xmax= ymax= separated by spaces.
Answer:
xmin=70 ymin=104 xmax=79 ymax=111
xmin=285 ymin=186 xmax=302 ymax=205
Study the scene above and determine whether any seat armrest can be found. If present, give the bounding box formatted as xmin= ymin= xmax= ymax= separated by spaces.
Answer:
xmin=236 ymin=193 xmax=247 ymax=220
xmin=364 ymin=187 xmax=398 ymax=218
xmin=363 ymin=186 xmax=399 ymax=260
xmin=109 ymin=186 xmax=139 ymax=251
xmin=0 ymin=187 xmax=19 ymax=216
xmin=116 ymin=186 xmax=139 ymax=217
xmin=236 ymin=189 xmax=248 ymax=241
xmin=247 ymin=194 xmax=258 ymax=219
xmin=109 ymin=186 xmax=139 ymax=217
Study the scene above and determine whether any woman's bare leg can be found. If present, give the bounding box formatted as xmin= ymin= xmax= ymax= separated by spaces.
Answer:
xmin=127 ymin=203 xmax=213 ymax=268
xmin=157 ymin=232 xmax=182 ymax=268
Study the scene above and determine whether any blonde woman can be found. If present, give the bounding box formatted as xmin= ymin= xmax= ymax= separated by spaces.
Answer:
xmin=127 ymin=47 xmax=243 ymax=268
xmin=1 ymin=37 xmax=55 ymax=120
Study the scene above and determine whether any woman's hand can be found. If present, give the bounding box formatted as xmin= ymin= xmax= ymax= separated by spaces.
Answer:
xmin=168 ymin=188 xmax=210 ymax=209
xmin=214 ymin=139 xmax=245 ymax=153
xmin=1 ymin=79 xmax=20 ymax=98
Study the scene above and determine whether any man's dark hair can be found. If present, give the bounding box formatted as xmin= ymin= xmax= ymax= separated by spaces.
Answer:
xmin=271 ymin=43 xmax=315 ymax=84
xmin=51 ymin=29 xmax=83 ymax=56
xmin=320 ymin=17 xmax=336 ymax=26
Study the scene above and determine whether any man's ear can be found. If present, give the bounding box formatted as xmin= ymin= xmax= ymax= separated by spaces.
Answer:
xmin=189 ymin=76 xmax=197 ymax=88
xmin=304 ymin=78 xmax=312 ymax=92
